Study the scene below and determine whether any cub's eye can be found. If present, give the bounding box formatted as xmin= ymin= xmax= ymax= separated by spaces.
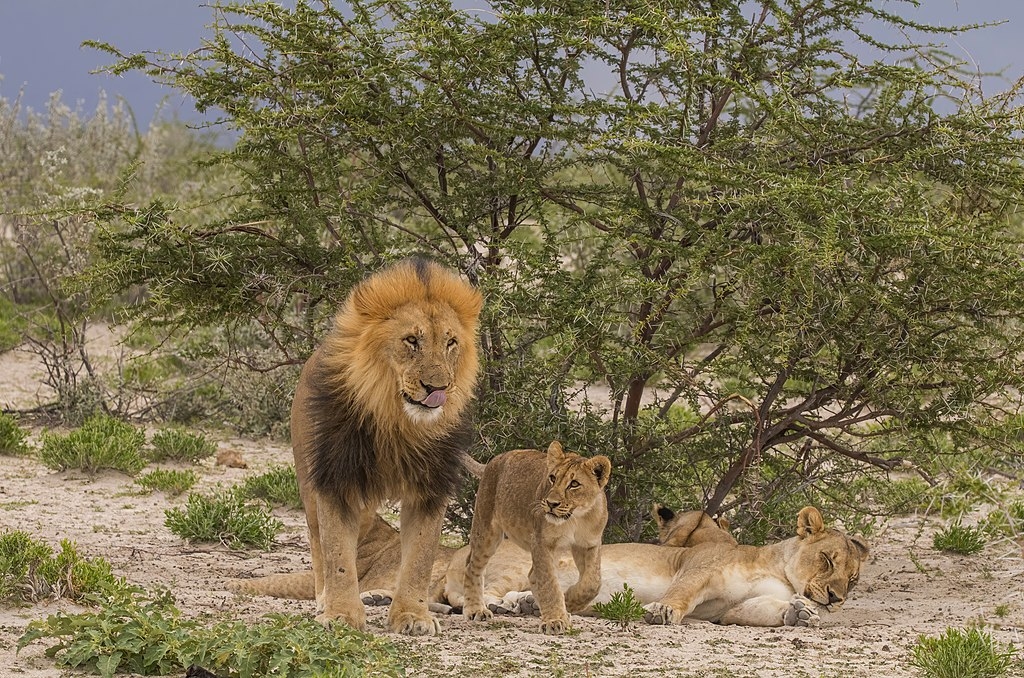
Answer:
xmin=568 ymin=479 xmax=581 ymax=489
xmin=447 ymin=337 xmax=458 ymax=348
xmin=548 ymin=474 xmax=556 ymax=484
xmin=404 ymin=336 xmax=418 ymax=348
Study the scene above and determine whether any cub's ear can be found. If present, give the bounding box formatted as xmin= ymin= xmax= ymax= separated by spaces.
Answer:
xmin=796 ymin=506 xmax=825 ymax=538
xmin=590 ymin=455 xmax=612 ymax=489
xmin=653 ymin=503 xmax=676 ymax=529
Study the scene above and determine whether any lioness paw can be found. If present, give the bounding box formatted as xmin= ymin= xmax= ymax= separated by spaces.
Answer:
xmin=643 ymin=602 xmax=682 ymax=625
xmin=540 ymin=615 xmax=570 ymax=635
xmin=361 ymin=590 xmax=393 ymax=607
xmin=783 ymin=595 xmax=820 ymax=628
xmin=463 ymin=604 xmax=494 ymax=622
xmin=389 ymin=611 xmax=442 ymax=636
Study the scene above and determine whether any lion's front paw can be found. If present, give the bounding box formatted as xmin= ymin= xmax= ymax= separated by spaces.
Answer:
xmin=643 ymin=602 xmax=682 ymax=625
xmin=783 ymin=595 xmax=820 ymax=628
xmin=539 ymin=614 xmax=570 ymax=635
xmin=360 ymin=589 xmax=393 ymax=607
xmin=388 ymin=610 xmax=442 ymax=636
xmin=463 ymin=602 xmax=494 ymax=622
xmin=315 ymin=609 xmax=367 ymax=632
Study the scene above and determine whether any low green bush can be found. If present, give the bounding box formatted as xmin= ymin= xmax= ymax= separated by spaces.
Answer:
xmin=136 ymin=469 xmax=199 ymax=496
xmin=933 ymin=523 xmax=987 ymax=555
xmin=19 ymin=588 xmax=405 ymax=678
xmin=164 ymin=490 xmax=282 ymax=550
xmin=40 ymin=414 xmax=146 ymax=475
xmin=0 ymin=412 xmax=32 ymax=456
xmin=912 ymin=627 xmax=1017 ymax=678
xmin=238 ymin=465 xmax=302 ymax=509
xmin=148 ymin=428 xmax=217 ymax=463
xmin=0 ymin=531 xmax=126 ymax=604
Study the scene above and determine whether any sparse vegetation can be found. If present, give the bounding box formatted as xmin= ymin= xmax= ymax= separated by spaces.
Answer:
xmin=18 ymin=587 xmax=406 ymax=678
xmin=136 ymin=469 xmax=199 ymax=496
xmin=238 ymin=465 xmax=302 ymax=509
xmin=0 ymin=531 xmax=126 ymax=604
xmin=592 ymin=584 xmax=647 ymax=631
xmin=0 ymin=412 xmax=32 ymax=456
xmin=39 ymin=414 xmax=146 ymax=475
xmin=164 ymin=490 xmax=282 ymax=550
xmin=912 ymin=627 xmax=1017 ymax=678
xmin=933 ymin=524 xmax=987 ymax=556
xmin=148 ymin=428 xmax=216 ymax=463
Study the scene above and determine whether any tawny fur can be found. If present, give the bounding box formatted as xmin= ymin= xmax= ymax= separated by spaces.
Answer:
xmin=238 ymin=258 xmax=482 ymax=637
xmin=450 ymin=505 xmax=868 ymax=628
xmin=461 ymin=440 xmax=612 ymax=635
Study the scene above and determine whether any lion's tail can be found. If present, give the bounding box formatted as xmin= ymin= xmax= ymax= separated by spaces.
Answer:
xmin=227 ymin=571 xmax=315 ymax=600
xmin=460 ymin=451 xmax=486 ymax=479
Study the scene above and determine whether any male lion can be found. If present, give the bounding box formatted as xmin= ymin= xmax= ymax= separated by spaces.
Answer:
xmin=288 ymin=257 xmax=481 ymax=636
xmin=462 ymin=440 xmax=612 ymax=634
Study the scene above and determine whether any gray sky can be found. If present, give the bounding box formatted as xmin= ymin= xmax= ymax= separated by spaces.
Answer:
xmin=1 ymin=1 xmax=1021 ymax=130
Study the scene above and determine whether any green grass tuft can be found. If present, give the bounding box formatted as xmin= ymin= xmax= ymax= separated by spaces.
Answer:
xmin=912 ymin=627 xmax=1017 ymax=678
xmin=164 ymin=490 xmax=282 ymax=550
xmin=0 ymin=531 xmax=128 ymax=604
xmin=136 ymin=469 xmax=199 ymax=496
xmin=933 ymin=523 xmax=987 ymax=555
xmin=592 ymin=583 xmax=647 ymax=630
xmin=238 ymin=465 xmax=302 ymax=509
xmin=0 ymin=412 xmax=32 ymax=456
xmin=40 ymin=414 xmax=146 ymax=475
xmin=148 ymin=427 xmax=217 ymax=463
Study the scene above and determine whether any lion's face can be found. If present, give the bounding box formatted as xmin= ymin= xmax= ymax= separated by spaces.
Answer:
xmin=329 ymin=258 xmax=482 ymax=430
xmin=786 ymin=506 xmax=869 ymax=611
xmin=538 ymin=441 xmax=612 ymax=524
xmin=385 ymin=301 xmax=472 ymax=424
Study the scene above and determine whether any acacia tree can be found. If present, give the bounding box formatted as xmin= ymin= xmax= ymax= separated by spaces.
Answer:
xmin=88 ymin=0 xmax=1024 ymax=538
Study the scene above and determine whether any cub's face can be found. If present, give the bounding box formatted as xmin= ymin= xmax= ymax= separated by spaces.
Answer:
xmin=539 ymin=442 xmax=612 ymax=523
xmin=790 ymin=530 xmax=869 ymax=611
xmin=387 ymin=302 xmax=471 ymax=424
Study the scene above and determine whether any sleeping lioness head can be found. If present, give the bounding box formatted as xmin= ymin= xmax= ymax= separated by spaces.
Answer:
xmin=787 ymin=506 xmax=869 ymax=611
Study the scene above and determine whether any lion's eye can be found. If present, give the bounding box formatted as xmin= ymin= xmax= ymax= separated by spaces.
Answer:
xmin=548 ymin=474 xmax=556 ymax=484
xmin=568 ymin=479 xmax=581 ymax=489
xmin=404 ymin=336 xmax=418 ymax=348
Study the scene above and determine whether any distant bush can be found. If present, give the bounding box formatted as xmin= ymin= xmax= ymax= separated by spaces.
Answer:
xmin=0 ymin=531 xmax=126 ymax=604
xmin=912 ymin=627 xmax=1016 ymax=678
xmin=0 ymin=412 xmax=32 ymax=456
xmin=40 ymin=414 xmax=146 ymax=475
xmin=933 ymin=523 xmax=987 ymax=555
xmin=149 ymin=428 xmax=216 ymax=463
xmin=164 ymin=490 xmax=282 ymax=550
xmin=238 ymin=465 xmax=302 ymax=509
xmin=136 ymin=469 xmax=198 ymax=496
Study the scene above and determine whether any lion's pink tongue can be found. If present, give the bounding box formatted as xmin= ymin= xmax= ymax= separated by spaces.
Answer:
xmin=422 ymin=390 xmax=447 ymax=408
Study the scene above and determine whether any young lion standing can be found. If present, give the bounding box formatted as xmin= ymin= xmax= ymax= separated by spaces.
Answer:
xmin=294 ymin=257 xmax=482 ymax=636
xmin=462 ymin=441 xmax=612 ymax=634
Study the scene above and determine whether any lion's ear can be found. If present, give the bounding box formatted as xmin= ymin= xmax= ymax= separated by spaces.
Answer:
xmin=653 ymin=503 xmax=675 ymax=529
xmin=590 ymin=455 xmax=612 ymax=489
xmin=796 ymin=506 xmax=825 ymax=538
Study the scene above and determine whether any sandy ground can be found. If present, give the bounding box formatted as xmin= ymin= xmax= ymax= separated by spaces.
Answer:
xmin=2 ymin=330 xmax=1023 ymax=677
